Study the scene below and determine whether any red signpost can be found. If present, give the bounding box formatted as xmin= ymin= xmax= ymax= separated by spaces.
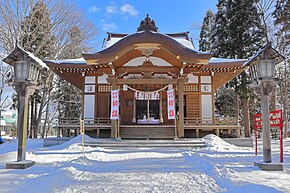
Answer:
xmin=253 ymin=110 xmax=283 ymax=162
xmin=269 ymin=110 xmax=283 ymax=163
xmin=254 ymin=113 xmax=262 ymax=156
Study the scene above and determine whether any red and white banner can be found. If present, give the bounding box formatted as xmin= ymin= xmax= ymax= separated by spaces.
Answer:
xmin=167 ymin=89 xmax=175 ymax=119
xmin=110 ymin=90 xmax=119 ymax=120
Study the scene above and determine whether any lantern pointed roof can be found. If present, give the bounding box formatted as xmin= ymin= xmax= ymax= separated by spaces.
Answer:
xmin=3 ymin=45 xmax=48 ymax=69
xmin=244 ymin=42 xmax=285 ymax=67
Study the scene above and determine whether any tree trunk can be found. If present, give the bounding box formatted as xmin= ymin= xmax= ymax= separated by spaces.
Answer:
xmin=283 ymin=95 xmax=288 ymax=138
xmin=270 ymin=87 xmax=276 ymax=112
xmin=242 ymin=98 xmax=251 ymax=137
xmin=42 ymin=95 xmax=50 ymax=138
xmin=236 ymin=94 xmax=240 ymax=135
xmin=29 ymin=97 xmax=34 ymax=138
xmin=27 ymin=99 xmax=30 ymax=138
xmin=34 ymin=100 xmax=38 ymax=138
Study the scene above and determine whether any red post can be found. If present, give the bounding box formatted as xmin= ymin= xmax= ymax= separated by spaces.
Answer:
xmin=254 ymin=113 xmax=262 ymax=156
xmin=279 ymin=110 xmax=283 ymax=163
xmin=269 ymin=110 xmax=283 ymax=163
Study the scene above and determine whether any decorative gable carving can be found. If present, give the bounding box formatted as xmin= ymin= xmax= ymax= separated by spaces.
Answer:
xmin=137 ymin=14 xmax=158 ymax=32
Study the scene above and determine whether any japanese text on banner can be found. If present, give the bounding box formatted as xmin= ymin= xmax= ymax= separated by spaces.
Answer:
xmin=167 ymin=89 xmax=175 ymax=119
xmin=110 ymin=90 xmax=119 ymax=120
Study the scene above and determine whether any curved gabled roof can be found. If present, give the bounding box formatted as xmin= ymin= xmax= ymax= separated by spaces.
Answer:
xmin=83 ymin=30 xmax=212 ymax=61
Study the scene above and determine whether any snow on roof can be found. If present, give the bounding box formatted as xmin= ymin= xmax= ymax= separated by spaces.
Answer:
xmin=17 ymin=46 xmax=48 ymax=69
xmin=172 ymin=37 xmax=195 ymax=50
xmin=103 ymin=31 xmax=196 ymax=50
xmin=46 ymin=58 xmax=86 ymax=64
xmin=104 ymin=37 xmax=123 ymax=48
xmin=209 ymin=57 xmax=247 ymax=63
xmin=243 ymin=43 xmax=285 ymax=67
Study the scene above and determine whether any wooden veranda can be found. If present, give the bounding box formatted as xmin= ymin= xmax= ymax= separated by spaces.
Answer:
xmin=55 ymin=116 xmax=241 ymax=139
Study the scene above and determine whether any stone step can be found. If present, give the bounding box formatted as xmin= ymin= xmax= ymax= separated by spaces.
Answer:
xmin=82 ymin=140 xmax=207 ymax=148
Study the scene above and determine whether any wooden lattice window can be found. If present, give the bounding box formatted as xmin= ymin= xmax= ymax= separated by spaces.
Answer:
xmin=184 ymin=84 xmax=199 ymax=92
xmin=97 ymin=85 xmax=122 ymax=92
xmin=98 ymin=85 xmax=112 ymax=92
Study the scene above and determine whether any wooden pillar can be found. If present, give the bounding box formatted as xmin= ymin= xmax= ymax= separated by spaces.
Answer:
xmin=111 ymin=77 xmax=118 ymax=138
xmin=147 ymin=98 xmax=150 ymax=120
xmin=178 ymin=78 xmax=185 ymax=137
xmin=236 ymin=127 xmax=241 ymax=138
xmin=132 ymin=94 xmax=136 ymax=123
xmin=196 ymin=129 xmax=199 ymax=138
xmin=215 ymin=129 xmax=220 ymax=136
xmin=159 ymin=92 xmax=163 ymax=123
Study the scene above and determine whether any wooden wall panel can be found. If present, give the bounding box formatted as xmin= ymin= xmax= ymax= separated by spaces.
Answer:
xmin=121 ymin=91 xmax=134 ymax=124
xmin=186 ymin=94 xmax=200 ymax=119
xmin=96 ymin=93 xmax=110 ymax=118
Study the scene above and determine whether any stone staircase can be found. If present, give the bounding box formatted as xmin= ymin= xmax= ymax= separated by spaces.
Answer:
xmin=119 ymin=125 xmax=176 ymax=139
xmin=83 ymin=139 xmax=207 ymax=148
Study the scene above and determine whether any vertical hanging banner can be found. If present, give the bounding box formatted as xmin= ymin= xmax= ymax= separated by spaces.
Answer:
xmin=110 ymin=90 xmax=119 ymax=120
xmin=167 ymin=89 xmax=176 ymax=119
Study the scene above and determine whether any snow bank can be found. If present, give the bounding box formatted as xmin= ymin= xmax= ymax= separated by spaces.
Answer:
xmin=44 ymin=134 xmax=98 ymax=151
xmin=203 ymin=134 xmax=236 ymax=151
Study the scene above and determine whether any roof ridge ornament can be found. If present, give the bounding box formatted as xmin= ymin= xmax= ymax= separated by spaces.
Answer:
xmin=137 ymin=14 xmax=158 ymax=32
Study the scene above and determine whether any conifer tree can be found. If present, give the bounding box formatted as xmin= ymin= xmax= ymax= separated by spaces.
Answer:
xmin=21 ymin=0 xmax=54 ymax=59
xmin=199 ymin=10 xmax=215 ymax=52
xmin=273 ymin=0 xmax=290 ymax=51
xmin=273 ymin=0 xmax=290 ymax=136
xmin=210 ymin=0 xmax=229 ymax=57
xmin=54 ymin=26 xmax=88 ymax=122
xmin=211 ymin=0 xmax=265 ymax=137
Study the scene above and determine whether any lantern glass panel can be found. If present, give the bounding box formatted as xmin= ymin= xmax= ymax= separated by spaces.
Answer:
xmin=28 ymin=64 xmax=35 ymax=82
xmin=258 ymin=60 xmax=275 ymax=79
xmin=15 ymin=61 xmax=29 ymax=80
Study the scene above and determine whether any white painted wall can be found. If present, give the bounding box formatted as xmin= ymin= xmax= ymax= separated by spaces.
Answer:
xmin=201 ymin=85 xmax=212 ymax=92
xmin=98 ymin=74 xmax=108 ymax=84
xmin=201 ymin=76 xmax=211 ymax=83
xmin=85 ymin=85 xmax=95 ymax=93
xmin=85 ymin=76 xmax=95 ymax=84
xmin=201 ymin=95 xmax=213 ymax=120
xmin=188 ymin=74 xmax=198 ymax=83
xmin=84 ymin=95 xmax=95 ymax=119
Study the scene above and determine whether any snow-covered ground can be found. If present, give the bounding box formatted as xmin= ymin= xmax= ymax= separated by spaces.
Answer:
xmin=0 ymin=135 xmax=290 ymax=193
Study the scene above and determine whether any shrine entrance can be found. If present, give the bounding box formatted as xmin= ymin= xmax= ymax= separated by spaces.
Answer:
xmin=136 ymin=100 xmax=160 ymax=124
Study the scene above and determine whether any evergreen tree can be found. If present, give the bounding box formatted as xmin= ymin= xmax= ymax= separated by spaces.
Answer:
xmin=210 ymin=0 xmax=229 ymax=57
xmin=273 ymin=0 xmax=290 ymax=136
xmin=226 ymin=0 xmax=265 ymax=58
xmin=21 ymin=0 xmax=54 ymax=59
xmin=54 ymin=26 xmax=88 ymax=122
xmin=54 ymin=80 xmax=82 ymax=121
xmin=19 ymin=0 xmax=55 ymax=138
xmin=211 ymin=0 xmax=266 ymax=137
xmin=273 ymin=0 xmax=290 ymax=51
xmin=215 ymin=87 xmax=237 ymax=116
xmin=199 ymin=10 xmax=215 ymax=52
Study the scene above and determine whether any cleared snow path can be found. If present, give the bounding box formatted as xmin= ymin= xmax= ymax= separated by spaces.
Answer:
xmin=0 ymin=135 xmax=289 ymax=193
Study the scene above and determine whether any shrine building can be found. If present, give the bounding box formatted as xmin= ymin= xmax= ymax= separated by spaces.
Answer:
xmin=46 ymin=15 xmax=247 ymax=139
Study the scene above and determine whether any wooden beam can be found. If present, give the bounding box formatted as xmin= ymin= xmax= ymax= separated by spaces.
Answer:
xmin=108 ymin=78 xmax=179 ymax=85
xmin=116 ymin=66 xmax=179 ymax=74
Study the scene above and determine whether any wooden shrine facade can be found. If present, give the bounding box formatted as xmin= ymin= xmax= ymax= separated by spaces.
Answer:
xmin=46 ymin=15 xmax=246 ymax=139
